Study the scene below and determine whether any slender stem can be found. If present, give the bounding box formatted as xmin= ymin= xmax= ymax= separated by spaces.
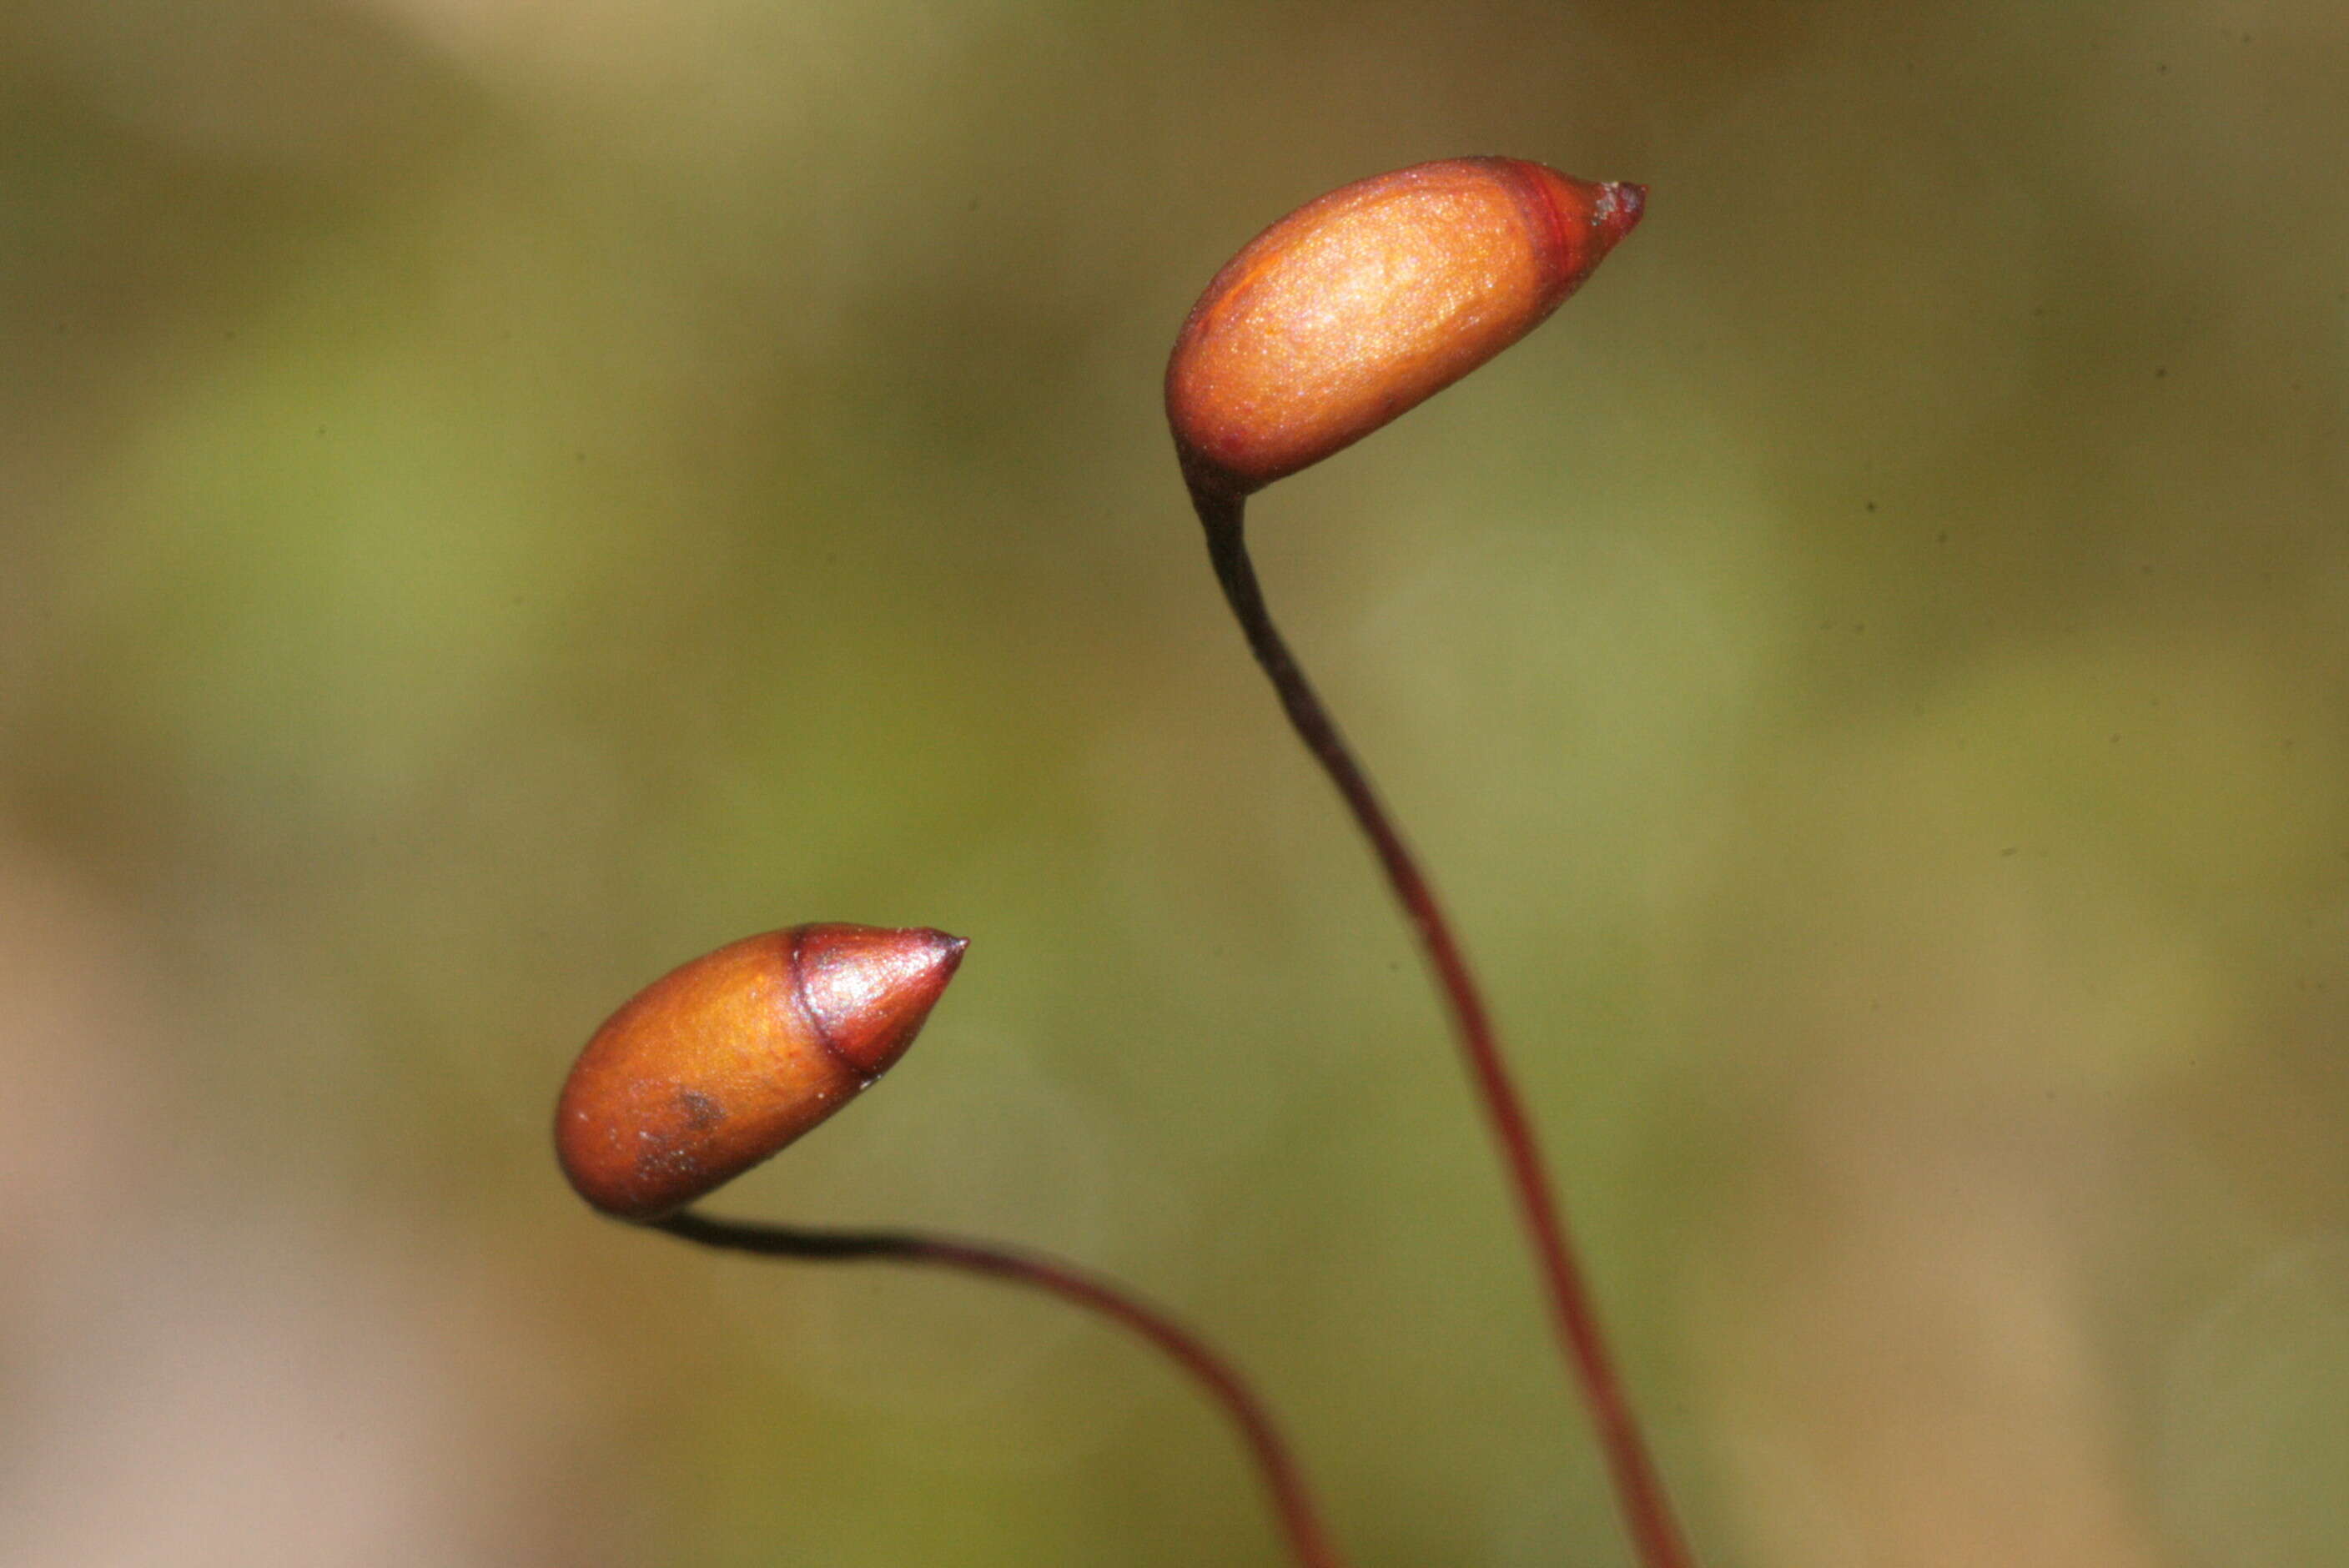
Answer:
xmin=1192 ymin=491 xmax=1693 ymax=1568
xmin=652 ymin=1208 xmax=1349 ymax=1568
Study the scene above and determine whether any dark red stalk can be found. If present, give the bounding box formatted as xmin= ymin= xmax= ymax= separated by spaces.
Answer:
xmin=654 ymin=1209 xmax=1348 ymax=1568
xmin=1194 ymin=494 xmax=1693 ymax=1568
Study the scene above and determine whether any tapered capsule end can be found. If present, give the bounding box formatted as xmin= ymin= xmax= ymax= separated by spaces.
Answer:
xmin=795 ymin=924 xmax=968 ymax=1080
xmin=1597 ymin=181 xmax=1645 ymax=245
xmin=1501 ymin=163 xmax=1647 ymax=306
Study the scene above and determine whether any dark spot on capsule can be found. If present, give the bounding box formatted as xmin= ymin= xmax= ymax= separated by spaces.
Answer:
xmin=677 ymin=1089 xmax=726 ymax=1130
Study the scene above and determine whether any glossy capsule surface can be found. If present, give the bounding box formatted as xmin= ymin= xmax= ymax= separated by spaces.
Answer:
xmin=555 ymin=923 xmax=967 ymax=1220
xmin=1167 ymin=157 xmax=1645 ymax=498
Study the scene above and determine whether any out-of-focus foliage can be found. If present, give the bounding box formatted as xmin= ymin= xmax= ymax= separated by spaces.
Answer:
xmin=5 ymin=3 xmax=2346 ymax=1565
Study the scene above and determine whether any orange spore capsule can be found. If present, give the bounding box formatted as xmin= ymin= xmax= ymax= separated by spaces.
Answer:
xmin=1167 ymin=157 xmax=1645 ymax=499
xmin=555 ymin=923 xmax=968 ymax=1221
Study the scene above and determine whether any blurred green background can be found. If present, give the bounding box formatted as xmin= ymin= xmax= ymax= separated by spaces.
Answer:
xmin=5 ymin=2 xmax=2347 ymax=1564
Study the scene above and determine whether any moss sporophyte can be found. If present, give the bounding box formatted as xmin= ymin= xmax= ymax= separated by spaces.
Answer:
xmin=555 ymin=158 xmax=1673 ymax=1568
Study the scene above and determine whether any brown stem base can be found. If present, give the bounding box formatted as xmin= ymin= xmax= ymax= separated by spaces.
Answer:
xmin=1192 ymin=490 xmax=1694 ymax=1568
xmin=651 ymin=1209 xmax=1348 ymax=1568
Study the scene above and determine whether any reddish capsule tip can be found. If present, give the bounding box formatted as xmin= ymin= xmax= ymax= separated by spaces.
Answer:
xmin=1602 ymin=181 xmax=1647 ymax=240
xmin=1167 ymin=157 xmax=1646 ymax=500
xmin=554 ymin=923 xmax=967 ymax=1221
xmin=796 ymin=924 xmax=968 ymax=1079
